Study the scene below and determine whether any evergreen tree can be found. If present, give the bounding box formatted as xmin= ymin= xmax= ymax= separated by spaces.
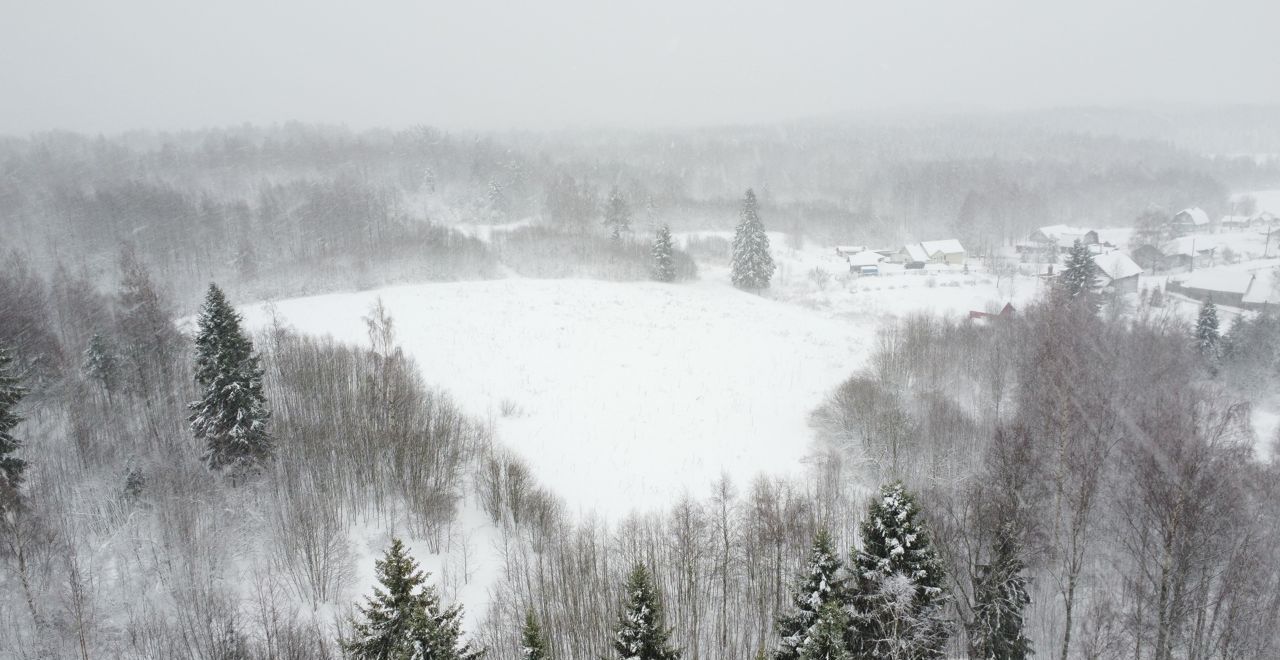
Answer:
xmin=343 ymin=538 xmax=483 ymax=660
xmin=488 ymin=180 xmax=508 ymax=221
xmin=614 ymin=564 xmax=681 ymax=660
xmin=651 ymin=225 xmax=677 ymax=282
xmin=0 ymin=347 xmax=27 ymax=500
xmin=731 ymin=189 xmax=775 ymax=290
xmin=797 ymin=603 xmax=853 ymax=660
xmin=521 ymin=609 xmax=551 ymax=660
xmin=1195 ymin=300 xmax=1220 ymax=357
xmin=1148 ymin=286 xmax=1165 ymax=308
xmin=850 ymin=482 xmax=950 ymax=659
xmin=605 ymin=186 xmax=631 ymax=240
xmin=188 ymin=283 xmax=273 ymax=475
xmin=116 ymin=246 xmax=184 ymax=395
xmin=1220 ymin=314 xmax=1243 ymax=360
xmin=777 ymin=529 xmax=847 ymax=660
xmin=968 ymin=529 xmax=1033 ymax=660
xmin=83 ymin=332 xmax=121 ymax=399
xmin=1055 ymin=240 xmax=1100 ymax=311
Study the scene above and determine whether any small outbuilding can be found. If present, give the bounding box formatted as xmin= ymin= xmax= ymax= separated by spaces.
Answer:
xmin=847 ymin=250 xmax=885 ymax=274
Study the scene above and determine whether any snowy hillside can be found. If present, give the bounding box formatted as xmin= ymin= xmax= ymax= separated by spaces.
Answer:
xmin=243 ymin=278 xmax=874 ymax=519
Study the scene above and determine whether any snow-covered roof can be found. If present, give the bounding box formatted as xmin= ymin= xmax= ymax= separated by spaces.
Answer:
xmin=1160 ymin=236 xmax=1215 ymax=257
xmin=847 ymin=250 xmax=884 ymax=267
xmin=1221 ymin=215 xmax=1252 ymax=225
xmin=901 ymin=244 xmax=930 ymax=262
xmin=919 ymin=239 xmax=965 ymax=256
xmin=1176 ymin=207 xmax=1211 ymax=226
xmin=1037 ymin=224 xmax=1092 ymax=239
xmin=1038 ymin=224 xmax=1089 ymax=236
xmin=1032 ymin=225 xmax=1100 ymax=248
xmin=835 ymin=245 xmax=867 ymax=254
xmin=1180 ymin=270 xmax=1253 ymax=295
xmin=1243 ymin=269 xmax=1278 ymax=305
xmin=1092 ymin=252 xmax=1142 ymax=281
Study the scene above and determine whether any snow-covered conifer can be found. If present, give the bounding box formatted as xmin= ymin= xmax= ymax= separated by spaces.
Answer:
xmin=776 ymin=528 xmax=847 ymax=660
xmin=850 ymin=482 xmax=950 ymax=658
xmin=614 ymin=563 xmax=681 ymax=660
xmin=1195 ymin=300 xmax=1220 ymax=357
xmin=116 ymin=248 xmax=184 ymax=393
xmin=651 ymin=225 xmax=677 ymax=282
xmin=797 ymin=603 xmax=852 ymax=660
xmin=968 ymin=528 xmax=1032 ymax=660
xmin=731 ymin=189 xmax=775 ymax=290
xmin=605 ymin=187 xmax=632 ymax=240
xmin=83 ymin=332 xmax=121 ymax=398
xmin=0 ymin=346 xmax=27 ymax=499
xmin=343 ymin=538 xmax=483 ymax=660
xmin=1055 ymin=240 xmax=1100 ymax=311
xmin=188 ymin=283 xmax=273 ymax=476
xmin=521 ymin=609 xmax=551 ymax=660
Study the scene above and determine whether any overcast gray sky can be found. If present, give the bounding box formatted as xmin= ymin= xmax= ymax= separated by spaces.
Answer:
xmin=2 ymin=0 xmax=1278 ymax=135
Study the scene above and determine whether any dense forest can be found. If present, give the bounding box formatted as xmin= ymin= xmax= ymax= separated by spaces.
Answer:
xmin=3 ymin=112 xmax=1276 ymax=305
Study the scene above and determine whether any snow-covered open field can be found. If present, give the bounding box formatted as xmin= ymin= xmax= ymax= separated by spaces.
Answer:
xmin=243 ymin=278 xmax=875 ymax=519
xmin=237 ymin=244 xmax=1033 ymax=626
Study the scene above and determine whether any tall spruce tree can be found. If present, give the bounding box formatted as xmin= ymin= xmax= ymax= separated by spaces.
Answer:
xmin=1195 ymin=300 xmax=1220 ymax=357
xmin=850 ymin=482 xmax=950 ymax=659
xmin=777 ymin=528 xmax=847 ymax=660
xmin=117 ymin=247 xmax=183 ymax=394
xmin=1220 ymin=314 xmax=1242 ymax=360
xmin=343 ymin=538 xmax=483 ymax=660
xmin=614 ymin=564 xmax=681 ymax=660
xmin=188 ymin=283 xmax=273 ymax=475
xmin=651 ymin=225 xmax=677 ymax=282
xmin=797 ymin=603 xmax=853 ymax=660
xmin=731 ymin=189 xmax=776 ymax=290
xmin=83 ymin=332 xmax=121 ymax=399
xmin=605 ymin=187 xmax=631 ymax=240
xmin=968 ymin=529 xmax=1033 ymax=660
xmin=521 ymin=609 xmax=550 ymax=660
xmin=0 ymin=347 xmax=27 ymax=500
xmin=1055 ymin=240 xmax=1100 ymax=311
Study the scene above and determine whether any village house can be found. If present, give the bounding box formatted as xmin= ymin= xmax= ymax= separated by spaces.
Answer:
xmin=1159 ymin=236 xmax=1216 ymax=271
xmin=1171 ymin=207 xmax=1212 ymax=236
xmin=834 ymin=245 xmax=867 ymax=258
xmin=1019 ymin=225 xmax=1100 ymax=255
xmin=918 ymin=239 xmax=966 ymax=265
xmin=1169 ymin=268 xmax=1278 ymax=309
xmin=1220 ymin=215 xmax=1253 ymax=231
xmin=1131 ymin=244 xmax=1165 ymax=272
xmin=1092 ymin=251 xmax=1143 ymax=294
xmin=893 ymin=243 xmax=930 ymax=268
xmin=1169 ymin=270 xmax=1254 ymax=307
xmin=968 ymin=302 xmax=1016 ymax=322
